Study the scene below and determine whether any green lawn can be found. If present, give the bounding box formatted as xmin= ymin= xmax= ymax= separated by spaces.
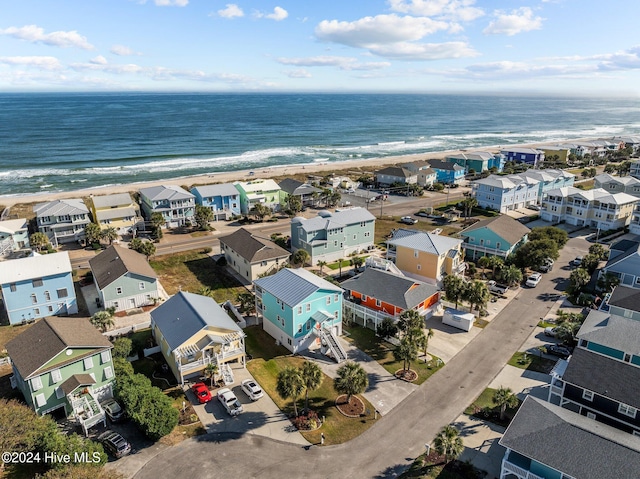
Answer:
xmin=344 ymin=324 xmax=444 ymax=385
xmin=508 ymin=351 xmax=557 ymax=374
xmin=247 ymin=356 xmax=377 ymax=445
xmin=464 ymin=387 xmax=521 ymax=427
xmin=327 ymin=258 xmax=356 ymax=270
xmin=243 ymin=325 xmax=291 ymax=360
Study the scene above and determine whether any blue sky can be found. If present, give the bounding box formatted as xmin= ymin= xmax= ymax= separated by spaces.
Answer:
xmin=1 ymin=0 xmax=639 ymax=94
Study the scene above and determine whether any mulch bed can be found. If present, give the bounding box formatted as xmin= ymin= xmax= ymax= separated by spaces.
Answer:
xmin=335 ymin=394 xmax=365 ymax=418
xmin=411 ymin=451 xmax=487 ymax=479
xmin=178 ymin=401 xmax=199 ymax=426
xmin=395 ymin=368 xmax=418 ymax=382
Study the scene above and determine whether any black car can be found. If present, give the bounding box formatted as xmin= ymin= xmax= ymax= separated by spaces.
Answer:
xmin=99 ymin=431 xmax=132 ymax=459
xmin=546 ymin=344 xmax=572 ymax=359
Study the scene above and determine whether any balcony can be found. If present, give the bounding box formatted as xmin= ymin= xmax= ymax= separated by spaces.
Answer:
xmin=178 ymin=354 xmax=216 ymax=373
xmin=502 ymin=457 xmax=544 ymax=479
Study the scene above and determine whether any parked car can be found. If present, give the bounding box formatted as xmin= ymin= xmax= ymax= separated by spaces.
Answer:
xmin=528 ymin=204 xmax=541 ymax=211
xmin=241 ymin=379 xmax=264 ymax=401
xmin=101 ymin=398 xmax=125 ymax=422
xmin=400 ymin=216 xmax=418 ymax=225
xmin=217 ymin=388 xmax=243 ymax=416
xmin=525 ymin=273 xmax=542 ymax=288
xmin=415 ymin=210 xmax=431 ymax=218
xmin=487 ymin=280 xmax=509 ymax=295
xmin=538 ymin=258 xmax=554 ymax=273
xmin=191 ymin=382 xmax=213 ymax=404
xmin=545 ymin=344 xmax=572 ymax=359
xmin=570 ymin=256 xmax=583 ymax=267
xmin=99 ymin=431 xmax=132 ymax=459
xmin=544 ymin=326 xmax=559 ymax=337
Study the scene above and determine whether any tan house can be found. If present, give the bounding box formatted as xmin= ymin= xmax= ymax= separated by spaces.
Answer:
xmin=387 ymin=229 xmax=465 ymax=285
xmin=219 ymin=227 xmax=290 ymax=282
xmin=90 ymin=193 xmax=142 ymax=235
xmin=150 ymin=291 xmax=245 ymax=385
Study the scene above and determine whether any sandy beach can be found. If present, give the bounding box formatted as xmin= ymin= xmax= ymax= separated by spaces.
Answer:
xmin=0 ymin=139 xmax=587 ymax=208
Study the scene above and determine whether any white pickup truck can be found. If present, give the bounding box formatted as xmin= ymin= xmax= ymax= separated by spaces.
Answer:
xmin=217 ymin=388 xmax=243 ymax=416
xmin=487 ymin=280 xmax=508 ymax=295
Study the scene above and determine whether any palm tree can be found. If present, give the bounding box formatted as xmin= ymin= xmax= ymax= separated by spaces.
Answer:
xmin=237 ymin=291 xmax=256 ymax=315
xmin=433 ymin=424 xmax=464 ymax=463
xmin=90 ymin=310 xmax=115 ymax=332
xmin=500 ymin=264 xmax=523 ymax=287
xmin=423 ymin=328 xmax=434 ymax=362
xmin=350 ymin=256 xmax=364 ymax=273
xmin=334 ymin=361 xmax=368 ymax=404
xmin=397 ymin=309 xmax=423 ymax=339
xmin=394 ymin=336 xmax=419 ymax=374
xmin=493 ymin=386 xmax=519 ymax=421
xmin=300 ymin=361 xmax=323 ymax=412
xmin=84 ymin=223 xmax=102 ymax=245
xmin=100 ymin=226 xmax=119 ymax=245
xmin=442 ymin=275 xmax=467 ymax=309
xmin=338 ymin=257 xmax=345 ymax=278
xmin=317 ymin=260 xmax=327 ymax=276
xmin=460 ymin=196 xmax=478 ymax=220
xmin=29 ymin=232 xmax=50 ymax=252
xmin=276 ymin=366 xmax=305 ymax=417
xmin=293 ymin=249 xmax=310 ymax=266
xmin=487 ymin=256 xmax=504 ymax=278
xmin=465 ymin=280 xmax=490 ymax=314
xmin=477 ymin=256 xmax=491 ymax=275
xmin=139 ymin=241 xmax=156 ymax=260
xmin=204 ymin=363 xmax=219 ymax=388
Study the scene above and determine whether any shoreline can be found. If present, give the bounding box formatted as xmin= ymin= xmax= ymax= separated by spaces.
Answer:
xmin=0 ymin=138 xmax=591 ymax=208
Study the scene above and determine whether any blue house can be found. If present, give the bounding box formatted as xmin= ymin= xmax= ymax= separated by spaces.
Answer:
xmin=458 ymin=215 xmax=530 ymax=260
xmin=0 ymin=252 xmax=77 ymax=325
xmin=254 ymin=268 xmax=346 ymax=361
xmin=445 ymin=151 xmax=505 ymax=174
xmin=471 ymin=174 xmax=539 ymax=213
xmin=518 ymin=169 xmax=576 ymax=200
xmin=424 ymin=160 xmax=465 ymax=184
xmin=500 ymin=396 xmax=640 ymax=479
xmin=500 ymin=147 xmax=545 ymax=166
xmin=191 ymin=183 xmax=241 ymax=221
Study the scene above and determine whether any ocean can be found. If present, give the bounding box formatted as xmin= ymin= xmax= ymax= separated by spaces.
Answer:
xmin=1 ymin=92 xmax=639 ymax=197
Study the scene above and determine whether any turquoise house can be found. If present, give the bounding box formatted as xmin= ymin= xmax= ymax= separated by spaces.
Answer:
xmin=0 ymin=218 xmax=30 ymax=255
xmin=458 ymin=215 xmax=530 ymax=260
xmin=254 ymin=268 xmax=346 ymax=361
xmin=190 ymin=183 xmax=241 ymax=220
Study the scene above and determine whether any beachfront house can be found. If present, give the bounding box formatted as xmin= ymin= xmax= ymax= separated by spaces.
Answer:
xmin=387 ymin=229 xmax=465 ymax=285
xmin=254 ymin=268 xmax=346 ymax=361
xmin=190 ymin=183 xmax=241 ymax=221
xmin=445 ymin=151 xmax=505 ymax=174
xmin=539 ymin=146 xmax=572 ymax=164
xmin=138 ymin=185 xmax=195 ymax=228
xmin=594 ymin=174 xmax=640 ymax=197
xmin=401 ymin=161 xmax=438 ymax=187
xmin=278 ymin=178 xmax=322 ymax=208
xmin=151 ymin=291 xmax=245 ymax=385
xmin=342 ymin=268 xmax=440 ymax=330
xmin=290 ymin=207 xmax=376 ymax=266
xmin=471 ymin=174 xmax=539 ymax=213
xmin=6 ymin=317 xmax=114 ymax=435
xmin=0 ymin=252 xmax=77 ymax=325
xmin=374 ymin=166 xmax=417 ymax=186
xmin=0 ymin=218 xmax=30 ymax=256
xmin=500 ymin=147 xmax=545 ymax=166
xmin=499 ymin=396 xmax=640 ymax=479
xmin=540 ymin=187 xmax=638 ymax=230
xmin=90 ymin=193 xmax=142 ymax=235
xmin=234 ymin=179 xmax=281 ymax=215
xmin=458 ymin=215 xmax=530 ymax=261
xmin=425 ymin=160 xmax=465 ymax=184
xmin=89 ymin=245 xmax=160 ymax=312
xmin=219 ymin=227 xmax=290 ymax=282
xmin=34 ymin=199 xmax=91 ymax=246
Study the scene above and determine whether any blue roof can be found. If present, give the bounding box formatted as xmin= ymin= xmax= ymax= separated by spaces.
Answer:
xmin=254 ymin=268 xmax=342 ymax=307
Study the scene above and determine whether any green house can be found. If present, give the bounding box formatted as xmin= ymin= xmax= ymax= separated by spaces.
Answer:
xmin=6 ymin=317 xmax=114 ymax=435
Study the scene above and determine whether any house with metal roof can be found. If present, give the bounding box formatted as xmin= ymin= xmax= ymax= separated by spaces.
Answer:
xmin=374 ymin=166 xmax=418 ymax=186
xmin=139 ymin=185 xmax=195 ymax=228
xmin=594 ymin=173 xmax=640 ymax=197
xmin=500 ymin=396 xmax=640 ymax=479
xmin=278 ymin=178 xmax=322 ymax=207
xmin=150 ymin=291 xmax=245 ymax=385
xmin=341 ymin=268 xmax=440 ymax=330
xmin=90 ymin=193 xmax=142 ymax=235
xmin=6 ymin=317 xmax=114 ymax=435
xmin=190 ymin=183 xmax=241 ymax=220
xmin=253 ymin=268 xmax=346 ymax=361
xmin=233 ymin=179 xmax=281 ymax=214
xmin=445 ymin=151 xmax=505 ymax=174
xmin=386 ymin=230 xmax=464 ymax=285
xmin=33 ymin=199 xmax=91 ymax=246
xmin=500 ymin=147 xmax=545 ymax=166
xmin=459 ymin=215 xmax=530 ymax=260
xmin=518 ymin=169 xmax=575 ymax=199
xmin=290 ymin=207 xmax=376 ymax=266
xmin=471 ymin=174 xmax=540 ymax=212
xmin=0 ymin=252 xmax=77 ymax=325
xmin=219 ymin=228 xmax=290 ymax=282
xmin=0 ymin=218 xmax=30 ymax=256
xmin=89 ymin=245 xmax=160 ymax=312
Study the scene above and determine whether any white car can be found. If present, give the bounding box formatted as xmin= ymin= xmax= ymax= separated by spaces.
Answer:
xmin=544 ymin=326 xmax=559 ymax=337
xmin=217 ymin=388 xmax=243 ymax=416
xmin=241 ymin=379 xmax=264 ymax=401
xmin=526 ymin=273 xmax=542 ymax=288
xmin=400 ymin=216 xmax=418 ymax=225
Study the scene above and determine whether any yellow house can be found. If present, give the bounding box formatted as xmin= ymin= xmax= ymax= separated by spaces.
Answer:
xmin=90 ymin=193 xmax=142 ymax=235
xmin=150 ymin=291 xmax=245 ymax=385
xmin=387 ymin=229 xmax=465 ymax=285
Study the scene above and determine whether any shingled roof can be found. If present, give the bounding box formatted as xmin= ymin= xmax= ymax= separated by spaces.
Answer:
xmin=607 ymin=285 xmax=640 ymax=313
xmin=459 ymin=215 xmax=530 ymax=246
xmin=219 ymin=228 xmax=290 ymax=264
xmin=89 ymin=245 xmax=157 ymax=290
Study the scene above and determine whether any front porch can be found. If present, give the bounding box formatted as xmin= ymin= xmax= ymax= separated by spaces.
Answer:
xmin=60 ymin=374 xmax=107 ymax=436
xmin=175 ymin=332 xmax=246 ymax=385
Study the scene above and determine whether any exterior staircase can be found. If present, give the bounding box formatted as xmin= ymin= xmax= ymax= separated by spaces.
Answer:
xmin=220 ymin=362 xmax=234 ymax=385
xmin=365 ymin=256 xmax=404 ymax=276
xmin=319 ymin=326 xmax=348 ymax=363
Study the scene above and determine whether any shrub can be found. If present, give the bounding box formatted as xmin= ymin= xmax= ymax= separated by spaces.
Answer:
xmin=201 ymin=247 xmax=212 ymax=254
xmin=291 ymin=410 xmax=320 ymax=430
xmin=217 ymin=256 xmax=227 ymax=266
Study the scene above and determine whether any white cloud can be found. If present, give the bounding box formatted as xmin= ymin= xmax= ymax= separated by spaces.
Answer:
xmin=483 ymin=7 xmax=543 ymax=36
xmin=90 ymin=55 xmax=108 ymax=65
xmin=0 ymin=25 xmax=94 ymax=50
xmin=276 ymin=55 xmax=390 ymax=70
xmin=368 ymin=41 xmax=478 ymax=60
xmin=254 ymin=6 xmax=289 ymax=21
xmin=0 ymin=55 xmax=62 ymax=70
xmin=110 ymin=45 xmax=139 ymax=56
xmin=218 ymin=4 xmax=244 ymax=19
xmin=285 ymin=69 xmax=312 ymax=78
xmin=596 ymin=46 xmax=640 ymax=71
xmin=154 ymin=0 xmax=188 ymax=6
xmin=388 ymin=0 xmax=484 ymax=22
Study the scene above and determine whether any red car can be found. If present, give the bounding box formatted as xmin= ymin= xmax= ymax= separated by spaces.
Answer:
xmin=191 ymin=382 xmax=212 ymax=404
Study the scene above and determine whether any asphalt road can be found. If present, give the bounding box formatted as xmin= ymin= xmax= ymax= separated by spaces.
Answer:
xmin=132 ymin=236 xmax=589 ymax=479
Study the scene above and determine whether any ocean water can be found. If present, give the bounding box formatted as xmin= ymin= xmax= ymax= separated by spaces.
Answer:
xmin=1 ymin=93 xmax=639 ymax=197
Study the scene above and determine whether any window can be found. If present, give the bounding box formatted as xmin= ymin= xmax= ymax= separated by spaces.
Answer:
xmin=362 ymin=294 xmax=367 ymax=301
xmin=376 ymin=299 xmax=381 ymax=307
xmin=34 ymin=308 xmax=40 ymax=316
xmin=44 ymin=291 xmax=51 ymax=301
xmin=582 ymin=390 xmax=594 ymax=401
xmin=31 ymin=294 xmax=37 ymax=304
xmin=35 ymin=393 xmax=46 ymax=408
xmin=51 ymin=369 xmax=62 ymax=383
xmin=326 ymin=296 xmax=331 ymax=305
xmin=113 ymin=301 xmax=119 ymax=309
xmin=48 ymin=305 xmax=53 ymax=313
xmin=32 ymin=278 xmax=43 ymax=287
xmin=9 ymin=283 xmax=16 ymax=292
xmin=334 ymin=294 xmax=339 ymax=302
xmin=84 ymin=357 xmax=94 ymax=370
xmin=57 ymin=288 xmax=68 ymax=298
xmin=496 ymin=242 xmax=501 ymax=249
xmin=414 ymin=250 xmax=419 ymax=258
xmin=417 ymin=264 xmax=421 ymax=271
xmin=101 ymin=350 xmax=111 ymax=364
xmin=116 ymin=287 xmax=123 ymax=295
xmin=56 ymin=387 xmax=65 ymax=399
xmin=139 ymin=282 xmax=146 ymax=290
xmin=281 ymin=302 xmax=284 ymax=311
xmin=353 ymin=234 xmax=357 ymax=240
xmin=306 ymin=303 xmax=311 ymax=312
xmin=306 ymin=319 xmax=312 ymax=331
xmin=618 ymin=403 xmax=637 ymax=418
xmin=31 ymin=376 xmax=43 ymax=391
xmin=297 ymin=325 xmax=302 ymax=334
xmin=297 ymin=306 xmax=302 ymax=315
xmin=104 ymin=367 xmax=114 ymax=379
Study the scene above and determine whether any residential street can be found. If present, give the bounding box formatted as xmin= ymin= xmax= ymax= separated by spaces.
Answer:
xmin=128 ymin=235 xmax=588 ymax=479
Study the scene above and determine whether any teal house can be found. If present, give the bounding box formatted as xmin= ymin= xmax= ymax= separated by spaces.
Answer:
xmin=458 ymin=215 xmax=530 ymax=260
xmin=254 ymin=268 xmax=346 ymax=362
xmin=6 ymin=317 xmax=115 ymax=435
xmin=290 ymin=207 xmax=376 ymax=265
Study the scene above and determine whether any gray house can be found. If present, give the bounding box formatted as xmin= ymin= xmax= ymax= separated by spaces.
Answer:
xmin=375 ymin=167 xmax=417 ymax=186
xmin=604 ymin=285 xmax=640 ymax=321
xmin=89 ymin=245 xmax=160 ymax=312
xmin=139 ymin=185 xmax=195 ymax=228
xmin=34 ymin=199 xmax=91 ymax=246
xmin=278 ymin=178 xmax=322 ymax=207
xmin=600 ymin=240 xmax=640 ymax=288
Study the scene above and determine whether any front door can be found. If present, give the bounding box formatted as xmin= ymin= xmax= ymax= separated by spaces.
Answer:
xmin=129 ymin=298 xmax=136 ymax=308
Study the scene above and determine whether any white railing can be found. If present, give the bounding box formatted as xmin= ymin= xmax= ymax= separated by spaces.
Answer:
xmin=550 ymin=384 xmax=563 ymax=397
xmin=179 ymin=355 xmax=216 ymax=372
xmin=221 ymin=363 xmax=234 ymax=385
xmin=0 ymin=238 xmax=15 ymax=256
xmin=344 ymin=299 xmax=399 ymax=330
xmin=502 ymin=459 xmax=545 ymax=479
xmin=217 ymin=348 xmax=244 ymax=361
xmin=319 ymin=326 xmax=348 ymax=363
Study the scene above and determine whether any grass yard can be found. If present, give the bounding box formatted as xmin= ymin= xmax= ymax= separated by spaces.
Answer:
xmin=344 ymin=324 xmax=444 ymax=385
xmin=247 ymin=355 xmax=377 ymax=445
xmin=508 ymin=351 xmax=557 ymax=374
xmin=464 ymin=387 xmax=521 ymax=427
xmin=150 ymin=251 xmax=246 ymax=303
xmin=244 ymin=325 xmax=291 ymax=360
